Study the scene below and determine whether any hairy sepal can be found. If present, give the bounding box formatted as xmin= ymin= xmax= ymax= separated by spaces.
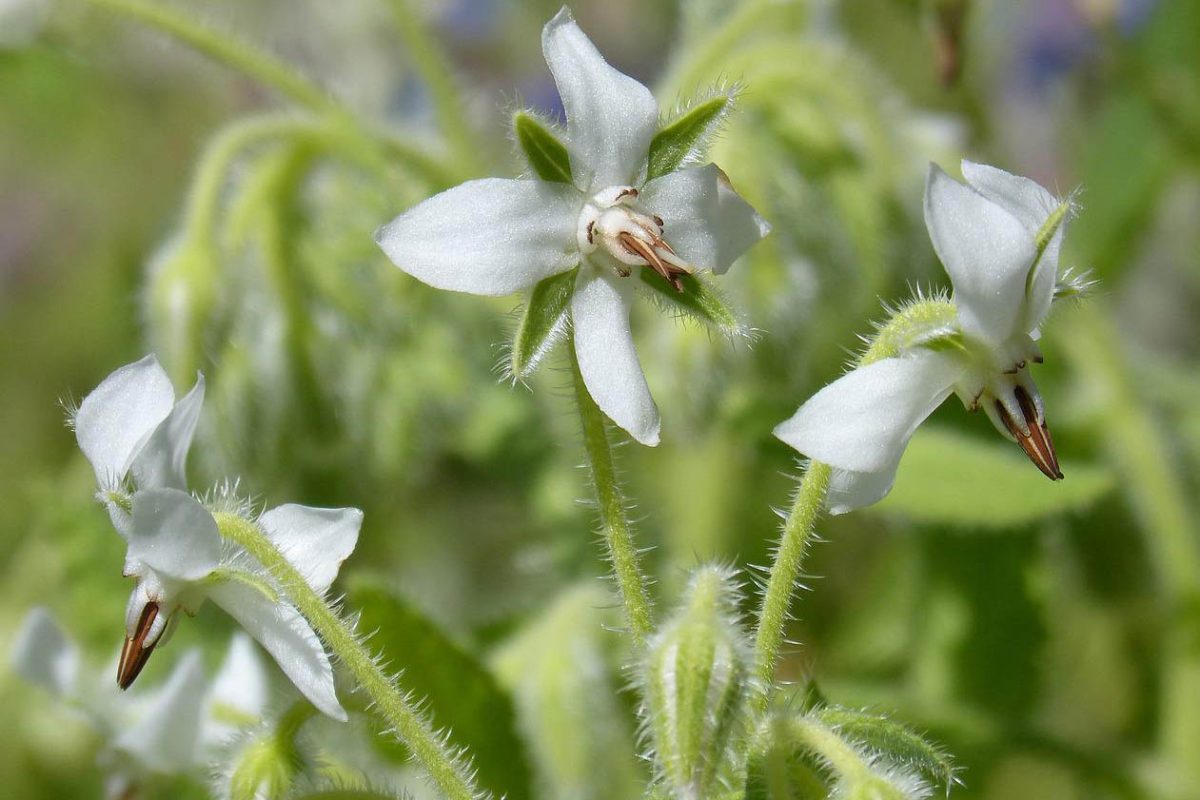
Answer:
xmin=513 ymin=111 xmax=573 ymax=184
xmin=510 ymin=268 xmax=578 ymax=379
xmin=647 ymin=92 xmax=735 ymax=181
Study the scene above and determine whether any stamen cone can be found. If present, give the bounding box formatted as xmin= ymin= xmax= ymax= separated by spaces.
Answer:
xmin=118 ymin=601 xmax=161 ymax=689
xmin=996 ymin=386 xmax=1063 ymax=481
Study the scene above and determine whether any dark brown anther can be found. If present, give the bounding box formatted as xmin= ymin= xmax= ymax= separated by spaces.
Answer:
xmin=118 ymin=601 xmax=161 ymax=690
xmin=616 ymin=231 xmax=688 ymax=293
xmin=652 ymin=214 xmax=664 ymax=228
xmin=586 ymin=220 xmax=595 ymax=245
xmin=996 ymin=387 xmax=1063 ymax=481
xmin=616 ymin=187 xmax=639 ymax=201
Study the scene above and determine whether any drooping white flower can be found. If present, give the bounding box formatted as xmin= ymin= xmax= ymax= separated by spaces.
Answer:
xmin=73 ymin=357 xmax=362 ymax=720
xmin=775 ymin=161 xmax=1074 ymax=514
xmin=375 ymin=8 xmax=769 ymax=446
xmin=11 ymin=610 xmax=270 ymax=794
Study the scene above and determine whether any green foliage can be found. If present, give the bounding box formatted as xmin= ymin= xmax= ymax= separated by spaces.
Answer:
xmin=513 ymin=112 xmax=573 ymax=184
xmin=491 ymin=584 xmax=643 ymax=800
xmin=647 ymin=93 xmax=733 ymax=180
xmin=876 ymin=427 xmax=1115 ymax=527
xmin=349 ymin=581 xmax=533 ymax=800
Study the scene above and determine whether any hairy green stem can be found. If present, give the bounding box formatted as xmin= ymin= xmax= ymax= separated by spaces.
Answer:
xmin=568 ymin=337 xmax=654 ymax=646
xmin=752 ymin=461 xmax=831 ymax=706
xmin=214 ymin=513 xmax=485 ymax=800
xmin=751 ymin=299 xmax=957 ymax=709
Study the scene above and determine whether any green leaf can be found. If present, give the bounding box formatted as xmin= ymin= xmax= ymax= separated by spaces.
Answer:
xmin=811 ymin=707 xmax=956 ymax=790
xmin=349 ymin=580 xmax=534 ymax=800
xmin=647 ymin=94 xmax=732 ymax=180
xmin=639 ymin=269 xmax=743 ymax=336
xmin=875 ymin=426 xmax=1115 ymax=528
xmin=513 ymin=111 xmax=573 ymax=184
xmin=510 ymin=268 xmax=577 ymax=378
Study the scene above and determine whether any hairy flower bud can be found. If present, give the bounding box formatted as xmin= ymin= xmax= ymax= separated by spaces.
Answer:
xmin=644 ymin=565 xmax=753 ymax=799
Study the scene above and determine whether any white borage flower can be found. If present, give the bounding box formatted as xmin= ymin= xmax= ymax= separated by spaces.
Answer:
xmin=11 ymin=610 xmax=269 ymax=793
xmin=73 ymin=357 xmax=362 ymax=720
xmin=375 ymin=7 xmax=770 ymax=446
xmin=775 ymin=161 xmax=1076 ymax=514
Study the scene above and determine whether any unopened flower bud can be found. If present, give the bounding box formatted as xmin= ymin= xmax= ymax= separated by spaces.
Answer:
xmin=644 ymin=566 xmax=752 ymax=799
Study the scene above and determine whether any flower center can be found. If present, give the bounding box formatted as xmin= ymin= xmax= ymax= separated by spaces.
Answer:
xmin=577 ymin=185 xmax=691 ymax=292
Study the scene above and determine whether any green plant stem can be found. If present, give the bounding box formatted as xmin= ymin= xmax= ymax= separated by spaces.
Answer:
xmin=214 ymin=513 xmax=486 ymax=800
xmin=385 ymin=0 xmax=481 ymax=173
xmin=751 ymin=461 xmax=831 ymax=708
xmin=568 ymin=336 xmax=654 ymax=647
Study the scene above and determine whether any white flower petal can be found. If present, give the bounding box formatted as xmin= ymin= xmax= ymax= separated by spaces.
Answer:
xmin=640 ymin=165 xmax=771 ymax=275
xmin=375 ymin=178 xmax=580 ymax=297
xmin=542 ymin=7 xmax=659 ymax=188
xmin=114 ymin=649 xmax=207 ymax=773
xmin=208 ymin=581 xmax=346 ymax=721
xmin=572 ymin=268 xmax=660 ymax=446
xmin=10 ymin=607 xmax=78 ymax=698
xmin=75 ymin=355 xmax=175 ymax=489
xmin=924 ymin=165 xmax=1037 ymax=347
xmin=961 ymin=160 xmax=1063 ymax=332
xmin=826 ymin=466 xmax=900 ymax=515
xmin=773 ymin=351 xmax=962 ymax=473
xmin=130 ymin=373 xmax=205 ymax=491
xmin=203 ymin=634 xmax=269 ymax=748
xmin=258 ymin=505 xmax=362 ymax=597
xmin=129 ymin=488 xmax=221 ymax=582
xmin=960 ymin=160 xmax=1059 ymax=234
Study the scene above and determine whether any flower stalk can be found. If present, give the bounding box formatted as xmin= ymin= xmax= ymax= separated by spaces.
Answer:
xmin=569 ymin=336 xmax=654 ymax=646
xmin=213 ymin=512 xmax=486 ymax=800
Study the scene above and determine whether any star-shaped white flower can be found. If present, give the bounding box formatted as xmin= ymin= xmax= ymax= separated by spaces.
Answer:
xmin=73 ymin=356 xmax=361 ymax=720
xmin=775 ymin=161 xmax=1074 ymax=514
xmin=11 ymin=610 xmax=269 ymax=791
xmin=375 ymin=8 xmax=769 ymax=446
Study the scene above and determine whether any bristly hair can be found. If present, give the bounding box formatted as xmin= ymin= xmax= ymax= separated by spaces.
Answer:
xmin=658 ymin=80 xmax=743 ymax=169
xmin=60 ymin=393 xmax=80 ymax=431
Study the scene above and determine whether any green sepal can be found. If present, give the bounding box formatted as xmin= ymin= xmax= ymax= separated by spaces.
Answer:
xmin=811 ymin=707 xmax=956 ymax=791
xmin=647 ymin=93 xmax=733 ymax=181
xmin=510 ymin=268 xmax=578 ymax=379
xmin=639 ymin=269 xmax=743 ymax=336
xmin=514 ymin=111 xmax=573 ymax=184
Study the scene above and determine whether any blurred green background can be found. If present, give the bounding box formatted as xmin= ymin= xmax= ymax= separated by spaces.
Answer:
xmin=2 ymin=0 xmax=1198 ymax=798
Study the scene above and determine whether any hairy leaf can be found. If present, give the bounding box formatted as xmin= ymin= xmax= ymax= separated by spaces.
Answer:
xmin=511 ymin=268 xmax=577 ymax=378
xmin=350 ymin=581 xmax=533 ymax=800
xmin=514 ymin=111 xmax=573 ymax=184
